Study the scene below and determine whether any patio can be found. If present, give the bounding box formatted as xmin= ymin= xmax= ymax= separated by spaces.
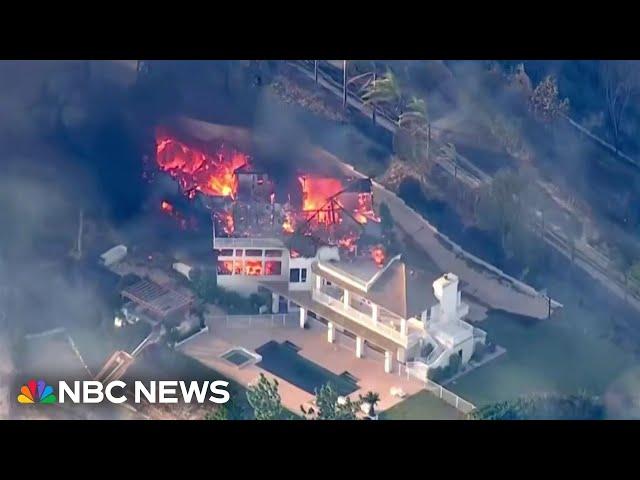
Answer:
xmin=179 ymin=314 xmax=442 ymax=415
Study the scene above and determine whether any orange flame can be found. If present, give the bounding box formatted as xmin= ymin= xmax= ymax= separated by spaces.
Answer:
xmin=299 ymin=175 xmax=344 ymax=226
xmin=371 ymin=245 xmax=385 ymax=267
xmin=282 ymin=211 xmax=295 ymax=233
xmin=156 ymin=136 xmax=248 ymax=199
xmin=244 ymin=260 xmax=263 ymax=276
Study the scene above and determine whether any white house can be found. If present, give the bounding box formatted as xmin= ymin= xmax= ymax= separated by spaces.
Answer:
xmin=264 ymin=252 xmax=486 ymax=375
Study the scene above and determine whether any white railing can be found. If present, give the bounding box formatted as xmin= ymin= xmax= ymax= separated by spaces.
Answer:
xmin=208 ymin=313 xmax=298 ymax=328
xmin=403 ymin=363 xmax=476 ymax=415
xmin=311 ymin=289 xmax=408 ymax=347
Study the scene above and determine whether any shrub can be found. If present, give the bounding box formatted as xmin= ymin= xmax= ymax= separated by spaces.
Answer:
xmin=427 ymin=353 xmax=462 ymax=383
xmin=471 ymin=342 xmax=489 ymax=362
xmin=420 ymin=342 xmax=435 ymax=359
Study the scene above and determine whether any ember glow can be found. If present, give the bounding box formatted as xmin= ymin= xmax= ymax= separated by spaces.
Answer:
xmin=161 ymin=200 xmax=174 ymax=214
xmin=159 ymin=200 xmax=189 ymax=230
xmin=371 ymin=245 xmax=385 ymax=267
xmin=338 ymin=232 xmax=359 ymax=253
xmin=216 ymin=211 xmax=235 ymax=235
xmin=282 ymin=211 xmax=295 ymax=233
xmin=156 ymin=135 xmax=249 ymax=199
xmin=244 ymin=259 xmax=263 ymax=276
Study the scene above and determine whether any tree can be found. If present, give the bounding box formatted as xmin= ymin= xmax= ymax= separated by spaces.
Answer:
xmin=476 ymin=169 xmax=528 ymax=251
xmin=362 ymin=69 xmax=402 ymax=117
xmin=190 ymin=268 xmax=218 ymax=302
xmin=359 ymin=391 xmax=380 ymax=419
xmin=190 ymin=300 xmax=206 ymax=329
xmin=600 ymin=60 xmax=640 ymax=151
xmin=469 ymin=392 xmax=605 ymax=420
xmin=246 ymin=373 xmax=285 ymax=420
xmin=529 ymin=75 xmax=569 ymax=123
xmin=301 ymin=383 xmax=361 ymax=420
xmin=398 ymin=96 xmax=432 ymax=168
xmin=205 ymin=401 xmax=244 ymax=420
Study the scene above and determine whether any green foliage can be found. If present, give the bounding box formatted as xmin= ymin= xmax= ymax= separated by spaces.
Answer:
xmin=427 ymin=353 xmax=463 ymax=383
xmin=470 ymin=342 xmax=489 ymax=363
xmin=190 ymin=268 xmax=264 ymax=314
xmin=247 ymin=373 xmax=286 ymax=420
xmin=359 ymin=391 xmax=381 ymax=418
xmin=469 ymin=392 xmax=605 ymax=420
xmin=205 ymin=401 xmax=244 ymax=420
xmin=190 ymin=301 xmax=206 ymax=329
xmin=302 ymin=383 xmax=361 ymax=420
xmin=362 ymin=70 xmax=401 ymax=110
xmin=190 ymin=268 xmax=217 ymax=300
xmin=475 ymin=168 xmax=547 ymax=273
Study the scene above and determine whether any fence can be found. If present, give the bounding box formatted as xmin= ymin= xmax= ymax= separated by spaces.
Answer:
xmin=209 ymin=313 xmax=298 ymax=329
xmin=403 ymin=362 xmax=476 ymax=415
xmin=173 ymin=326 xmax=209 ymax=348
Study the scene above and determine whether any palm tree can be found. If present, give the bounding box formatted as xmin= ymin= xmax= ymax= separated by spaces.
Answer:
xmin=359 ymin=391 xmax=380 ymax=419
xmin=362 ymin=69 xmax=402 ymax=119
xmin=399 ymin=96 xmax=428 ymax=129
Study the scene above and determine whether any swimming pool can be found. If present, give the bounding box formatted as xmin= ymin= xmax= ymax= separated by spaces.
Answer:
xmin=255 ymin=341 xmax=359 ymax=396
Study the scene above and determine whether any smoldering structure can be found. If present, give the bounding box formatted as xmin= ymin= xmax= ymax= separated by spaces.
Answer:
xmin=146 ymin=120 xmax=386 ymax=290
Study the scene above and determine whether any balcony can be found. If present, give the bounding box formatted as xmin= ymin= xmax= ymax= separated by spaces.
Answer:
xmin=311 ymin=287 xmax=408 ymax=348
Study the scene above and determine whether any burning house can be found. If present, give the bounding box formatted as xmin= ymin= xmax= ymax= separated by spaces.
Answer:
xmin=150 ymin=123 xmax=382 ymax=295
xmin=145 ymin=119 xmax=488 ymax=379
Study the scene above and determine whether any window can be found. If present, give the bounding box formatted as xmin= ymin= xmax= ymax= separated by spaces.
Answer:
xmin=290 ymin=268 xmax=300 ymax=283
xmin=216 ymin=249 xmax=233 ymax=257
xmin=244 ymin=260 xmax=263 ymax=276
xmin=300 ymin=268 xmax=307 ymax=282
xmin=246 ymin=249 xmax=262 ymax=257
xmin=234 ymin=260 xmax=244 ymax=275
xmin=265 ymin=260 xmax=282 ymax=276
xmin=217 ymin=260 xmax=232 ymax=275
xmin=235 ymin=249 xmax=243 ymax=257
xmin=265 ymin=249 xmax=282 ymax=257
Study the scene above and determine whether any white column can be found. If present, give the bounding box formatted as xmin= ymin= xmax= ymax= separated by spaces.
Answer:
xmin=327 ymin=322 xmax=336 ymax=343
xmin=343 ymin=289 xmax=350 ymax=308
xmin=384 ymin=350 xmax=393 ymax=373
xmin=372 ymin=304 xmax=378 ymax=324
xmin=356 ymin=336 xmax=364 ymax=358
xmin=272 ymin=293 xmax=279 ymax=314
xmin=315 ymin=274 xmax=322 ymax=290
xmin=400 ymin=318 xmax=408 ymax=336
xmin=396 ymin=348 xmax=406 ymax=363
xmin=299 ymin=307 xmax=307 ymax=328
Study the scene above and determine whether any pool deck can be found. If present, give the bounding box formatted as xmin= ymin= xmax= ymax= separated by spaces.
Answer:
xmin=179 ymin=315 xmax=433 ymax=415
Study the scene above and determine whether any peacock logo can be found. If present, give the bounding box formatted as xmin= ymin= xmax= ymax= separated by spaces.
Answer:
xmin=17 ymin=379 xmax=57 ymax=404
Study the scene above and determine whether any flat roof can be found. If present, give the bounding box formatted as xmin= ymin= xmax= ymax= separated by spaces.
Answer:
xmin=313 ymin=255 xmax=440 ymax=319
xmin=430 ymin=320 xmax=474 ymax=347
